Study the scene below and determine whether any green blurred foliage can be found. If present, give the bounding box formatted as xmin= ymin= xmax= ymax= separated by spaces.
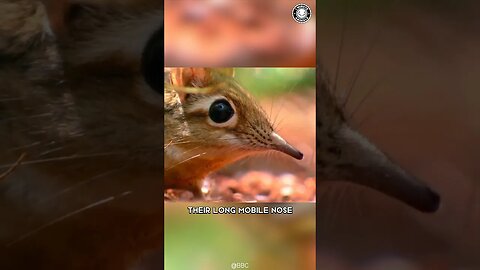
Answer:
xmin=165 ymin=204 xmax=255 ymax=270
xmin=234 ymin=68 xmax=315 ymax=98
xmin=165 ymin=203 xmax=316 ymax=270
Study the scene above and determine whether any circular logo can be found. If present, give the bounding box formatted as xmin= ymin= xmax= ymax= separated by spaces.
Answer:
xmin=292 ymin=3 xmax=311 ymax=24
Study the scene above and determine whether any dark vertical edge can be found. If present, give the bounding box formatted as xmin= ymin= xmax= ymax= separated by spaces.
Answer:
xmin=315 ymin=0 xmax=320 ymax=269
xmin=140 ymin=0 xmax=165 ymax=267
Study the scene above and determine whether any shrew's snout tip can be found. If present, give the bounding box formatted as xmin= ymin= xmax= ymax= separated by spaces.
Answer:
xmin=276 ymin=144 xmax=303 ymax=160
xmin=270 ymin=132 xmax=303 ymax=160
xmin=418 ymin=187 xmax=441 ymax=213
xmin=291 ymin=150 xmax=304 ymax=160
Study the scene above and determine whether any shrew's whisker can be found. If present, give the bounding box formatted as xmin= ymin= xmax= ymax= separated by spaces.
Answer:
xmin=0 ymin=113 xmax=53 ymax=123
xmin=164 ymin=137 xmax=243 ymax=148
xmin=7 ymin=141 xmax=42 ymax=152
xmin=348 ymin=78 xmax=382 ymax=120
xmin=343 ymin=24 xmax=383 ymax=109
xmin=271 ymin=80 xmax=299 ymax=131
xmin=0 ymin=151 xmax=126 ymax=169
xmin=0 ymin=153 xmax=26 ymax=181
xmin=38 ymin=167 xmax=127 ymax=205
xmin=165 ymin=152 xmax=207 ymax=171
xmin=0 ymin=97 xmax=24 ymax=102
xmin=6 ymin=191 xmax=132 ymax=247
xmin=333 ymin=0 xmax=350 ymax=94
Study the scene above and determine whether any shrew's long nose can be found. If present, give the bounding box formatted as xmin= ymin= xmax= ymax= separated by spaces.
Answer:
xmin=270 ymin=132 xmax=303 ymax=160
xmin=327 ymin=126 xmax=440 ymax=213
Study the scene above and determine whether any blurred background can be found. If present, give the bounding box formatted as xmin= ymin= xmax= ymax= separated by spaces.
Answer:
xmin=164 ymin=0 xmax=315 ymax=67
xmin=316 ymin=0 xmax=480 ymax=269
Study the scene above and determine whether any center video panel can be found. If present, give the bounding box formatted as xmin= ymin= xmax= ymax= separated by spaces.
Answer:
xmin=163 ymin=1 xmax=316 ymax=269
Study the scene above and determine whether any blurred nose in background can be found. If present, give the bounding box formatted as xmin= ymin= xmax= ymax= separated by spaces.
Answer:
xmin=317 ymin=0 xmax=480 ymax=269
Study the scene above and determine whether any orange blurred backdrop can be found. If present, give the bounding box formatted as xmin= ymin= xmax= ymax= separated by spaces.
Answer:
xmin=165 ymin=0 xmax=316 ymax=67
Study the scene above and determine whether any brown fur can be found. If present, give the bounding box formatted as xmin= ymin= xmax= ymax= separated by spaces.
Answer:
xmin=0 ymin=0 xmax=49 ymax=55
xmin=0 ymin=1 xmax=164 ymax=269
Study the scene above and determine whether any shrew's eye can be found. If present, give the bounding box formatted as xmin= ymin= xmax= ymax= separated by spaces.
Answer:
xmin=141 ymin=27 xmax=163 ymax=92
xmin=209 ymin=99 xmax=234 ymax=123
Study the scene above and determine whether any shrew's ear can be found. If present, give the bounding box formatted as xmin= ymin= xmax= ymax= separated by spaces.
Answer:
xmin=215 ymin=68 xmax=235 ymax=78
xmin=170 ymin=68 xmax=211 ymax=88
xmin=167 ymin=68 xmax=233 ymax=102
xmin=170 ymin=68 xmax=235 ymax=88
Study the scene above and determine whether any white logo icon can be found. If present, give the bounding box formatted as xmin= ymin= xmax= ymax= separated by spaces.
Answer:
xmin=292 ymin=3 xmax=312 ymax=24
